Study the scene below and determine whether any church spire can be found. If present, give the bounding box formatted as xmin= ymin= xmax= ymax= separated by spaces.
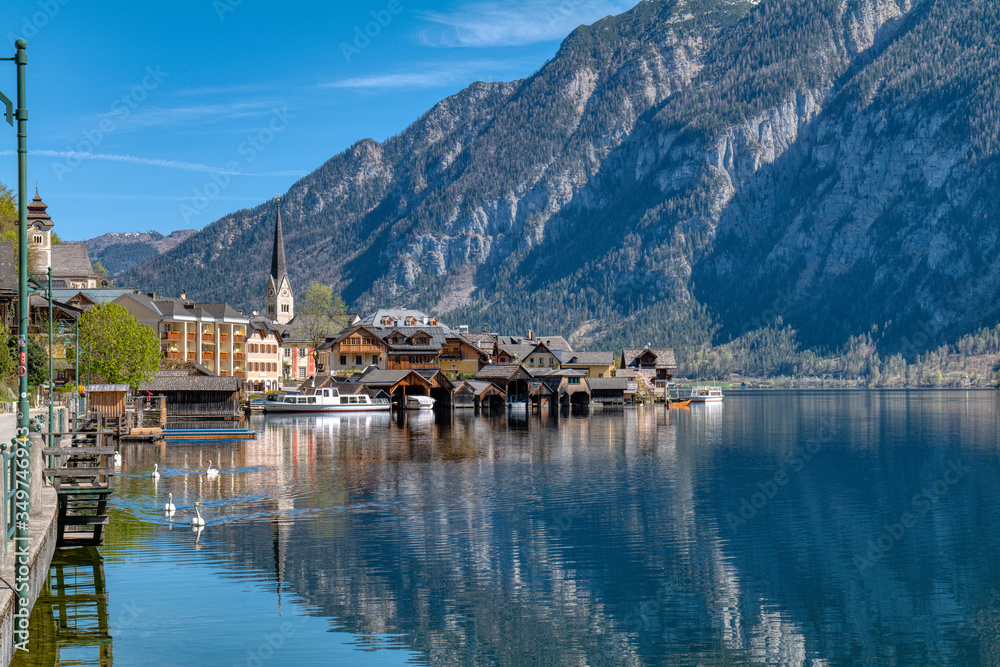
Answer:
xmin=270 ymin=197 xmax=287 ymax=283
xmin=265 ymin=197 xmax=294 ymax=325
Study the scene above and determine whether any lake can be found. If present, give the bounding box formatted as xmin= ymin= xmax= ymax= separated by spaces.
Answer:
xmin=13 ymin=391 xmax=1000 ymax=666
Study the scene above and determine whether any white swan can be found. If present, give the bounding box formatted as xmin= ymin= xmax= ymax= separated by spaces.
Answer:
xmin=163 ymin=492 xmax=176 ymax=512
xmin=113 ymin=452 xmax=122 ymax=467
xmin=151 ymin=464 xmax=160 ymax=478
xmin=206 ymin=460 xmax=219 ymax=477
xmin=191 ymin=502 xmax=205 ymax=527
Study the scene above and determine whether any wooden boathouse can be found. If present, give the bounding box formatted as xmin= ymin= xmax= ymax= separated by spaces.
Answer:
xmin=139 ymin=371 xmax=244 ymax=421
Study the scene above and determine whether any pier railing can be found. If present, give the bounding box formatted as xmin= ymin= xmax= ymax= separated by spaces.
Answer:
xmin=1 ymin=439 xmax=16 ymax=555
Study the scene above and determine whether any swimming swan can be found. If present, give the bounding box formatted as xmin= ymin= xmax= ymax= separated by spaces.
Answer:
xmin=163 ymin=492 xmax=176 ymax=512
xmin=151 ymin=464 xmax=160 ymax=478
xmin=191 ymin=502 xmax=205 ymax=527
xmin=206 ymin=461 xmax=219 ymax=477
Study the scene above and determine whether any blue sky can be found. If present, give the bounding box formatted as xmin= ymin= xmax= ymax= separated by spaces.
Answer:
xmin=0 ymin=0 xmax=637 ymax=241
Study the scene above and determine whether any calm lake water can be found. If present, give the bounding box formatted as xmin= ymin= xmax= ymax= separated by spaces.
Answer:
xmin=13 ymin=391 xmax=1000 ymax=666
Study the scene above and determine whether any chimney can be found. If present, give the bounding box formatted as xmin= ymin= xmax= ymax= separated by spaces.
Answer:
xmin=180 ymin=289 xmax=187 ymax=300
xmin=147 ymin=292 xmax=156 ymax=299
xmin=527 ymin=330 xmax=534 ymax=341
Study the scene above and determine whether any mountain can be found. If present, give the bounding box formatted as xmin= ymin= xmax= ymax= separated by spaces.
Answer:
xmin=119 ymin=0 xmax=1000 ymax=358
xmin=87 ymin=229 xmax=198 ymax=274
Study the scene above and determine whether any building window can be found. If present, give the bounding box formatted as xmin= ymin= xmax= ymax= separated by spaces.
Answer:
xmin=284 ymin=348 xmax=291 ymax=358
xmin=569 ymin=377 xmax=580 ymax=385
xmin=355 ymin=355 xmax=362 ymax=365
xmin=32 ymin=235 xmax=42 ymax=244
xmin=340 ymin=355 xmax=347 ymax=366
xmin=298 ymin=367 xmax=306 ymax=379
xmin=281 ymin=304 xmax=289 ymax=313
xmin=299 ymin=347 xmax=307 ymax=356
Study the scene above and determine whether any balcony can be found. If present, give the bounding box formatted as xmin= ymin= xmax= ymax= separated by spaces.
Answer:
xmin=220 ymin=334 xmax=229 ymax=343
xmin=220 ymin=353 xmax=229 ymax=361
xmin=165 ymin=351 xmax=181 ymax=360
xmin=201 ymin=333 xmax=214 ymax=342
xmin=187 ymin=352 xmax=196 ymax=361
xmin=163 ymin=331 xmax=182 ymax=341
xmin=234 ymin=371 xmax=246 ymax=379
xmin=202 ymin=352 xmax=215 ymax=360
xmin=234 ymin=353 xmax=245 ymax=361
xmin=233 ymin=334 xmax=246 ymax=343
xmin=187 ymin=332 xmax=196 ymax=342
xmin=220 ymin=371 xmax=229 ymax=376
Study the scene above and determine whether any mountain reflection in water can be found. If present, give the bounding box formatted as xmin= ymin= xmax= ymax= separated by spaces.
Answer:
xmin=21 ymin=393 xmax=1000 ymax=665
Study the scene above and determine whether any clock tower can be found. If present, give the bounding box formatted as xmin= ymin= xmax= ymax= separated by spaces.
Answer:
xmin=265 ymin=198 xmax=294 ymax=324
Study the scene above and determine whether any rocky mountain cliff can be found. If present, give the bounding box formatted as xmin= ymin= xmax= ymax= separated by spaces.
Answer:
xmin=120 ymin=0 xmax=1000 ymax=356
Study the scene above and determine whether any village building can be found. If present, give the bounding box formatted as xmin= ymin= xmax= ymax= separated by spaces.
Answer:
xmin=560 ymin=351 xmax=616 ymax=378
xmin=453 ymin=380 xmax=506 ymax=409
xmin=620 ymin=348 xmax=677 ymax=388
xmin=115 ymin=292 xmax=249 ymax=378
xmin=317 ymin=324 xmax=388 ymax=372
xmin=26 ymin=190 xmax=101 ymax=288
xmin=264 ymin=198 xmax=294 ymax=325
xmin=439 ymin=332 xmax=493 ymax=377
xmin=474 ymin=364 xmax=533 ymax=403
xmin=383 ymin=328 xmax=445 ymax=371
xmin=245 ymin=319 xmax=283 ymax=391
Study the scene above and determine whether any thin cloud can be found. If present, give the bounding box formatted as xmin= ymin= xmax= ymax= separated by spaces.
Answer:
xmin=96 ymin=101 xmax=281 ymax=131
xmin=418 ymin=0 xmax=637 ymax=48
xmin=321 ymin=60 xmax=525 ymax=90
xmin=0 ymin=150 xmax=304 ymax=177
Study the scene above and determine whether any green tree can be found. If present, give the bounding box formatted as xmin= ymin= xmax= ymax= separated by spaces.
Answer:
xmin=93 ymin=261 xmax=111 ymax=286
xmin=74 ymin=303 xmax=160 ymax=389
xmin=296 ymin=282 xmax=347 ymax=371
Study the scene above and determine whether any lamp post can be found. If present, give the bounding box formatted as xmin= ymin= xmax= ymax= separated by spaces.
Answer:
xmin=0 ymin=37 xmax=30 ymax=650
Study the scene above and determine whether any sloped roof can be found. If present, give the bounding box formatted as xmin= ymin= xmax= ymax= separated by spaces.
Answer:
xmin=358 ymin=369 xmax=418 ymax=386
xmin=52 ymin=244 xmax=96 ymax=278
xmin=496 ymin=335 xmax=573 ymax=352
xmin=475 ymin=364 xmax=529 ymax=380
xmin=497 ymin=343 xmax=535 ymax=360
xmin=360 ymin=308 xmax=447 ymax=329
xmin=27 ymin=191 xmax=54 ymax=230
xmin=588 ymin=378 xmax=628 ymax=391
xmin=140 ymin=374 xmax=241 ymax=392
xmin=622 ymin=348 xmax=677 ymax=369
xmin=455 ymin=380 xmax=503 ymax=396
xmin=563 ymin=351 xmax=615 ymax=366
xmin=52 ymin=288 xmax=138 ymax=305
xmin=87 ymin=384 xmax=129 ymax=393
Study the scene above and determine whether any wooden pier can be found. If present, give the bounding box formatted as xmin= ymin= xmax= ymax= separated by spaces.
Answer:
xmin=43 ymin=425 xmax=116 ymax=548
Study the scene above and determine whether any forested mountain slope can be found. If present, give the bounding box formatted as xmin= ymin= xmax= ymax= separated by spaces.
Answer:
xmin=120 ymin=0 xmax=1000 ymax=357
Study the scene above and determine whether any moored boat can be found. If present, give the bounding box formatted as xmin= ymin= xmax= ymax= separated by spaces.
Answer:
xmin=264 ymin=387 xmax=391 ymax=413
xmin=405 ymin=395 xmax=435 ymax=410
xmin=688 ymin=386 xmax=724 ymax=403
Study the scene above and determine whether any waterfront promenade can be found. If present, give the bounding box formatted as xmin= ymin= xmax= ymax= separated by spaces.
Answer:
xmin=0 ymin=411 xmax=59 ymax=666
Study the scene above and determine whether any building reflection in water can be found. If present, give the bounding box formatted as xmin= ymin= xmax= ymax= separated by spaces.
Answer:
xmin=13 ymin=547 xmax=112 ymax=667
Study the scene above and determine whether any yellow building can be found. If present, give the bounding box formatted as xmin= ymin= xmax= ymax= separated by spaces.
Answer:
xmin=115 ymin=293 xmax=249 ymax=378
xmin=560 ymin=351 xmax=616 ymax=378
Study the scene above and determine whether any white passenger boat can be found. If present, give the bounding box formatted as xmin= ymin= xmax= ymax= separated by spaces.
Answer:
xmin=688 ymin=386 xmax=724 ymax=403
xmin=264 ymin=387 xmax=390 ymax=413
xmin=405 ymin=395 xmax=435 ymax=410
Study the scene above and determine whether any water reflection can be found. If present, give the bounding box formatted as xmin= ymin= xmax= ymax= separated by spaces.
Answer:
xmin=13 ymin=548 xmax=112 ymax=667
xmin=35 ymin=393 xmax=1000 ymax=664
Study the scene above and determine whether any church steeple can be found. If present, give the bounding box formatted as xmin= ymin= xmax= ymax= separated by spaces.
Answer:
xmin=265 ymin=198 xmax=294 ymax=324
xmin=270 ymin=197 xmax=287 ymax=284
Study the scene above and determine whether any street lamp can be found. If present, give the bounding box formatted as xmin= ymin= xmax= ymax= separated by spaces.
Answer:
xmin=1 ymin=37 xmax=30 ymax=649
